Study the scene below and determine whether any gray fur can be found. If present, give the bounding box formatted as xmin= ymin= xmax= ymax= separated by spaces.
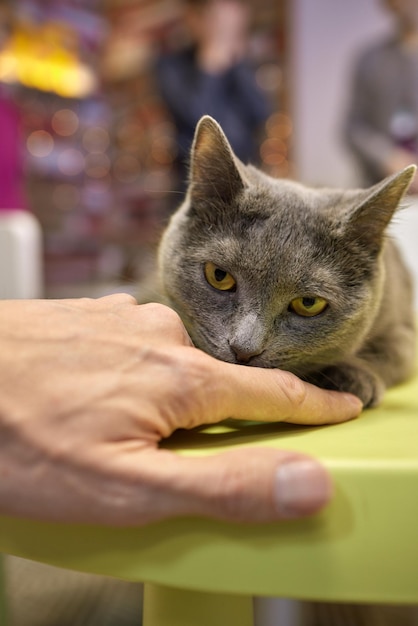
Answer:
xmin=158 ymin=116 xmax=416 ymax=407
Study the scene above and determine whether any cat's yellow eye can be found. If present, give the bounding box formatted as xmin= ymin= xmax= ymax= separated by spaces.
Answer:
xmin=204 ymin=262 xmax=236 ymax=291
xmin=289 ymin=296 xmax=328 ymax=317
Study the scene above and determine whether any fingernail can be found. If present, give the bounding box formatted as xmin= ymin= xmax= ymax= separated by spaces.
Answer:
xmin=275 ymin=458 xmax=333 ymax=518
xmin=345 ymin=393 xmax=363 ymax=414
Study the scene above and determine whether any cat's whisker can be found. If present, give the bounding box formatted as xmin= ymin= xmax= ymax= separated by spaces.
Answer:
xmin=144 ymin=189 xmax=185 ymax=196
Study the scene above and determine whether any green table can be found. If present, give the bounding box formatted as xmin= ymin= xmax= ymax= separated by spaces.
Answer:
xmin=0 ymin=360 xmax=417 ymax=625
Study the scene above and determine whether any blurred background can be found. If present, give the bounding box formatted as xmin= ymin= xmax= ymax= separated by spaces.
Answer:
xmin=0 ymin=0 xmax=398 ymax=300
xmin=0 ymin=0 xmax=286 ymax=297
xmin=1 ymin=0 xmax=418 ymax=625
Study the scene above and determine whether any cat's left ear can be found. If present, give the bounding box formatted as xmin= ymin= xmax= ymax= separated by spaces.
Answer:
xmin=344 ymin=165 xmax=416 ymax=250
xmin=189 ymin=116 xmax=248 ymax=206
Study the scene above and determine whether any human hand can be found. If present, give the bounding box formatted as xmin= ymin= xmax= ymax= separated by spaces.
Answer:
xmin=0 ymin=295 xmax=362 ymax=526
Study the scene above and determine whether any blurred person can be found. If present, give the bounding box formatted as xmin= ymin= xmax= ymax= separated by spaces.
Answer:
xmin=344 ymin=0 xmax=418 ymax=191
xmin=155 ymin=0 xmax=271 ymax=192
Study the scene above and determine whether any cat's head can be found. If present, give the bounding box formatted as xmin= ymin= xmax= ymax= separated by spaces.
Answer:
xmin=158 ymin=116 xmax=415 ymax=375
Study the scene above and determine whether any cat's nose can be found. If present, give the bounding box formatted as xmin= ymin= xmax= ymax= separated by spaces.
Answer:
xmin=230 ymin=343 xmax=264 ymax=365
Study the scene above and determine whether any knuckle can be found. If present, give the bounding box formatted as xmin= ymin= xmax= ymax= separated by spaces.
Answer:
xmin=216 ymin=467 xmax=249 ymax=520
xmin=139 ymin=346 xmax=213 ymax=435
xmin=119 ymin=293 xmax=139 ymax=305
xmin=141 ymin=303 xmax=190 ymax=345
xmin=171 ymin=348 xmax=204 ymax=390
xmin=141 ymin=302 xmax=183 ymax=328
xmin=213 ymin=454 xmax=270 ymax=522
xmin=166 ymin=349 xmax=214 ymax=425
xmin=279 ymin=371 xmax=308 ymax=412
xmin=101 ymin=293 xmax=138 ymax=306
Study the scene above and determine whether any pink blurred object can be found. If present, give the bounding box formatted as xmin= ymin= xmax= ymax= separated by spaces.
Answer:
xmin=0 ymin=96 xmax=27 ymax=211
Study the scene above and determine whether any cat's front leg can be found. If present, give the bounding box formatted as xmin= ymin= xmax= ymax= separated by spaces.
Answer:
xmin=304 ymin=358 xmax=385 ymax=408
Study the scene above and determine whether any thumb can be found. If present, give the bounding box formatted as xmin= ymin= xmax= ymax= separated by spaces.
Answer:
xmin=135 ymin=447 xmax=333 ymax=524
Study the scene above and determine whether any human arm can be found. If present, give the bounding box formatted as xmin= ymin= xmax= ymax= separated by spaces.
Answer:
xmin=0 ymin=295 xmax=362 ymax=526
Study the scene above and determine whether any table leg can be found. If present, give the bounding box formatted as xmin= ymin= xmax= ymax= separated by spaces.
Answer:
xmin=143 ymin=582 xmax=253 ymax=626
xmin=254 ymin=597 xmax=307 ymax=626
xmin=0 ymin=554 xmax=8 ymax=625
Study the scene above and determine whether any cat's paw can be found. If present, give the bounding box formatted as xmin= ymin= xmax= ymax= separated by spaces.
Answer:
xmin=305 ymin=362 xmax=385 ymax=408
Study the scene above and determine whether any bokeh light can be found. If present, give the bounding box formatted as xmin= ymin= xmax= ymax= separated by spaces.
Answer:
xmin=116 ymin=120 xmax=144 ymax=151
xmin=57 ymin=148 xmax=85 ymax=176
xmin=143 ymin=169 xmax=171 ymax=196
xmin=26 ymin=130 xmax=54 ymax=158
xmin=52 ymin=184 xmax=81 ymax=211
xmin=52 ymin=109 xmax=79 ymax=137
xmin=85 ymin=153 xmax=111 ymax=179
xmin=113 ymin=155 xmax=141 ymax=183
xmin=151 ymin=135 xmax=176 ymax=166
xmin=261 ymin=112 xmax=293 ymax=176
xmin=266 ymin=112 xmax=293 ymax=140
xmin=256 ymin=63 xmax=282 ymax=93
xmin=260 ymin=137 xmax=287 ymax=166
xmin=82 ymin=126 xmax=110 ymax=153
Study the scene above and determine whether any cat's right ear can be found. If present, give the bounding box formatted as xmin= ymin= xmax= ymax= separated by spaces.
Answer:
xmin=189 ymin=116 xmax=248 ymax=207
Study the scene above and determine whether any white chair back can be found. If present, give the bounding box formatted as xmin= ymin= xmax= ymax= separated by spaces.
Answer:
xmin=390 ymin=200 xmax=418 ymax=311
xmin=0 ymin=210 xmax=43 ymax=299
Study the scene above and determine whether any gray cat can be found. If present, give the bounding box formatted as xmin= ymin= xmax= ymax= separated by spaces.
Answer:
xmin=158 ymin=115 xmax=416 ymax=407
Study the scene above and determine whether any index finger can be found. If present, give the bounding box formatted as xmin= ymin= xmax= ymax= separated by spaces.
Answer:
xmin=213 ymin=361 xmax=363 ymax=425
